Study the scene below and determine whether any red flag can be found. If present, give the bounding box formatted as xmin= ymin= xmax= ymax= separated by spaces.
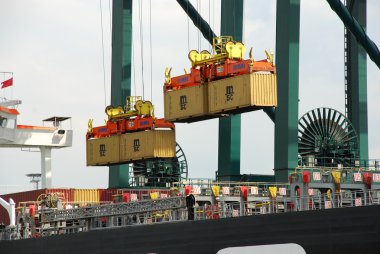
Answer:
xmin=1 ymin=77 xmax=13 ymax=89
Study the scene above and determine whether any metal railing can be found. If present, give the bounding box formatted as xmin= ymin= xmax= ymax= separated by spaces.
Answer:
xmin=179 ymin=178 xmax=289 ymax=197
xmin=39 ymin=197 xmax=185 ymax=223
xmin=199 ymin=189 xmax=380 ymax=218
xmin=298 ymin=156 xmax=380 ymax=170
xmin=2 ymin=189 xmax=380 ymax=241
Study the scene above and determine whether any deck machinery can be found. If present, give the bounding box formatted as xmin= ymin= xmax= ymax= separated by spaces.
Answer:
xmin=298 ymin=107 xmax=360 ymax=168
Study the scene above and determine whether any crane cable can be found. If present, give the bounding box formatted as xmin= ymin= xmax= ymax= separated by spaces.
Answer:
xmin=99 ymin=0 xmax=107 ymax=108
xmin=196 ymin=0 xmax=200 ymax=51
xmin=138 ymin=0 xmax=145 ymax=100
xmin=187 ymin=1 xmax=190 ymax=52
xmin=132 ymin=38 xmax=137 ymax=98
xmin=149 ymin=0 xmax=153 ymax=103
xmin=208 ymin=0 xmax=211 ymax=52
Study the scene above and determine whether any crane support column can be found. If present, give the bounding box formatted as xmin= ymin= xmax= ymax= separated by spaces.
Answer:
xmin=345 ymin=0 xmax=369 ymax=164
xmin=274 ymin=0 xmax=301 ymax=182
xmin=40 ymin=146 xmax=52 ymax=188
xmin=217 ymin=0 xmax=243 ymax=182
xmin=109 ymin=0 xmax=133 ymax=188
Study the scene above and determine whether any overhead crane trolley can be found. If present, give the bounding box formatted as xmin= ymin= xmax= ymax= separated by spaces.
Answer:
xmin=163 ymin=36 xmax=278 ymax=123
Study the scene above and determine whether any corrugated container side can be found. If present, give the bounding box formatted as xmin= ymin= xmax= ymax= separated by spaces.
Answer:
xmin=73 ymin=189 xmax=100 ymax=205
xmin=120 ymin=130 xmax=176 ymax=162
xmin=99 ymin=189 xmax=119 ymax=202
xmin=251 ymin=73 xmax=277 ymax=106
xmin=86 ymin=135 xmax=120 ymax=166
xmin=120 ymin=131 xmax=153 ymax=161
xmin=208 ymin=73 xmax=277 ymax=114
xmin=153 ymin=130 xmax=176 ymax=158
xmin=164 ymin=85 xmax=208 ymax=121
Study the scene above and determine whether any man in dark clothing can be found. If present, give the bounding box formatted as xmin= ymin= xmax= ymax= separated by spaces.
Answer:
xmin=186 ymin=194 xmax=196 ymax=220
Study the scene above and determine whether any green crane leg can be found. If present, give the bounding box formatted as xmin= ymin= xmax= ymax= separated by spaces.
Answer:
xmin=346 ymin=0 xmax=368 ymax=164
xmin=109 ymin=0 xmax=133 ymax=188
xmin=274 ymin=0 xmax=300 ymax=182
xmin=218 ymin=0 xmax=243 ymax=182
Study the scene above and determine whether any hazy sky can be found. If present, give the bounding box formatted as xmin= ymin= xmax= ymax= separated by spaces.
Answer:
xmin=0 ymin=0 xmax=379 ymax=192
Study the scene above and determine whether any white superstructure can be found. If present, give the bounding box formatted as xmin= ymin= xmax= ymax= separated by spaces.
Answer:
xmin=0 ymin=99 xmax=72 ymax=188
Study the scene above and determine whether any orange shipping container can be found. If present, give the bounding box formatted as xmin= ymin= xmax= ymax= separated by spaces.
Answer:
xmin=86 ymin=135 xmax=120 ymax=166
xmin=208 ymin=73 xmax=277 ymax=114
xmin=164 ymin=84 xmax=208 ymax=122
xmin=119 ymin=130 xmax=176 ymax=162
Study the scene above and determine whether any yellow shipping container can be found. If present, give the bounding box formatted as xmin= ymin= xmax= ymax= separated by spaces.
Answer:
xmin=86 ymin=135 xmax=120 ymax=166
xmin=164 ymin=85 xmax=208 ymax=122
xmin=74 ymin=189 xmax=100 ymax=205
xmin=208 ymin=73 xmax=277 ymax=114
xmin=120 ymin=130 xmax=176 ymax=162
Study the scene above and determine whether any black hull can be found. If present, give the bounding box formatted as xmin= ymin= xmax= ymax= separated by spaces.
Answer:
xmin=1 ymin=205 xmax=380 ymax=254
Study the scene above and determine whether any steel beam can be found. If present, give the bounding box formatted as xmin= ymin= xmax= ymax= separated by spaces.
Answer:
xmin=176 ymin=0 xmax=216 ymax=45
xmin=345 ymin=0 xmax=369 ymax=163
xmin=327 ymin=0 xmax=380 ymax=69
xmin=274 ymin=0 xmax=300 ymax=182
xmin=218 ymin=0 xmax=243 ymax=182
xmin=109 ymin=0 xmax=133 ymax=188
xmin=263 ymin=107 xmax=276 ymax=122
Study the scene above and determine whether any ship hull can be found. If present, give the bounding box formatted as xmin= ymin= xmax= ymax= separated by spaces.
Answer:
xmin=1 ymin=205 xmax=379 ymax=254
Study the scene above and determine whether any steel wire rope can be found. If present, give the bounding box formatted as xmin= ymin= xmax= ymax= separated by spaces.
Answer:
xmin=208 ymin=0 xmax=211 ymax=52
xmin=187 ymin=0 xmax=190 ymax=52
xmin=196 ymin=0 xmax=200 ymax=51
xmin=212 ymin=0 xmax=214 ymax=36
xmin=149 ymin=0 xmax=153 ymax=103
xmin=242 ymin=0 xmax=245 ymax=43
xmin=108 ymin=0 xmax=112 ymax=39
xmin=233 ymin=0 xmax=236 ymax=41
xmin=199 ymin=0 xmax=202 ymax=50
xmin=138 ymin=0 xmax=145 ymax=100
xmin=99 ymin=0 xmax=107 ymax=108
xmin=132 ymin=39 xmax=137 ymax=98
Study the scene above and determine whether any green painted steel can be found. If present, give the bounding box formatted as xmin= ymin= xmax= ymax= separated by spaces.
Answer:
xmin=274 ymin=0 xmax=300 ymax=182
xmin=345 ymin=0 xmax=369 ymax=164
xmin=217 ymin=0 xmax=243 ymax=182
xmin=263 ymin=107 xmax=276 ymax=122
xmin=176 ymin=0 xmax=216 ymax=44
xmin=241 ymin=174 xmax=276 ymax=183
xmin=218 ymin=115 xmax=242 ymax=181
xmin=109 ymin=0 xmax=133 ymax=188
xmin=326 ymin=0 xmax=380 ymax=69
